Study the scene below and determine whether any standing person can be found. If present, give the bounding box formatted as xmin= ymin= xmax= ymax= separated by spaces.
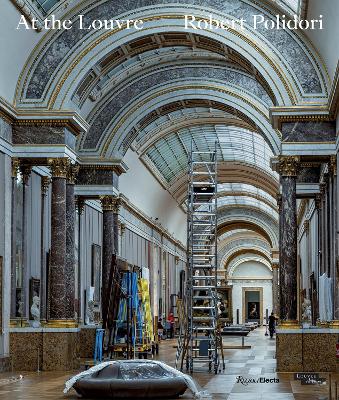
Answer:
xmin=167 ymin=312 xmax=175 ymax=338
xmin=268 ymin=312 xmax=277 ymax=338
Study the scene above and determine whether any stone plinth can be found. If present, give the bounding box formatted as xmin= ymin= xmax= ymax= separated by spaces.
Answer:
xmin=9 ymin=328 xmax=80 ymax=371
xmin=277 ymin=328 xmax=339 ymax=372
xmin=0 ymin=356 xmax=11 ymax=372
xmin=79 ymin=326 xmax=97 ymax=358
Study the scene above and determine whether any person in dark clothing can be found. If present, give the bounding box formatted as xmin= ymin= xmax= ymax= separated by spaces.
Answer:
xmin=268 ymin=312 xmax=277 ymax=338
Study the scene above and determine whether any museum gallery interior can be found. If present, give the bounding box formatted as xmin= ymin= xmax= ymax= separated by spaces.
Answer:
xmin=0 ymin=0 xmax=339 ymax=399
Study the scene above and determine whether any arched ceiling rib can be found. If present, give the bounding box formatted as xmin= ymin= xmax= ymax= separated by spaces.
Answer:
xmin=217 ymin=183 xmax=277 ymax=210
xmin=18 ymin=0 xmax=327 ymax=111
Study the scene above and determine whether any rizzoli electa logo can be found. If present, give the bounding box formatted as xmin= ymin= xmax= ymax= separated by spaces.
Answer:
xmin=236 ymin=376 xmax=280 ymax=385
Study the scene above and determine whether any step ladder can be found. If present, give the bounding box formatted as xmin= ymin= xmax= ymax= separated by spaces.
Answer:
xmin=179 ymin=142 xmax=224 ymax=374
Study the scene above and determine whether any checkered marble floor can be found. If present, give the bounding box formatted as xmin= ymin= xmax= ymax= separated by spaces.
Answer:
xmin=0 ymin=327 xmax=332 ymax=399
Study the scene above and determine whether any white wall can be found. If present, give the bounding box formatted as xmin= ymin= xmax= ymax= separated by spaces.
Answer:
xmin=229 ymin=261 xmax=273 ymax=324
xmin=0 ymin=1 xmax=41 ymax=102
xmin=120 ymin=150 xmax=186 ymax=244
xmin=306 ymin=0 xmax=339 ymax=82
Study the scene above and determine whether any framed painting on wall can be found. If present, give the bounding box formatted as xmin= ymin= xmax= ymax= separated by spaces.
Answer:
xmin=248 ymin=302 xmax=260 ymax=320
xmin=91 ymin=244 xmax=102 ymax=302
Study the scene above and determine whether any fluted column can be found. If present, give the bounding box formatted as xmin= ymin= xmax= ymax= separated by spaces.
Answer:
xmin=40 ymin=176 xmax=50 ymax=322
xmin=65 ymin=164 xmax=79 ymax=320
xmin=278 ymin=156 xmax=299 ymax=325
xmin=48 ymin=158 xmax=69 ymax=322
xmin=272 ymin=263 xmax=279 ymax=316
xmin=10 ymin=158 xmax=20 ymax=318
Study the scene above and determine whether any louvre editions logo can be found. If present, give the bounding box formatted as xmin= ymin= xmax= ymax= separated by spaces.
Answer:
xmin=17 ymin=13 xmax=323 ymax=32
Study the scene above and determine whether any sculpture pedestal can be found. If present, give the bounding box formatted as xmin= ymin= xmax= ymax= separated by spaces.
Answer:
xmin=9 ymin=327 xmax=80 ymax=371
xmin=276 ymin=328 xmax=339 ymax=372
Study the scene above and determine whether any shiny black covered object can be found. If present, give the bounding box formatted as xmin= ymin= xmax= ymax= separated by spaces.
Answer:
xmin=73 ymin=362 xmax=188 ymax=398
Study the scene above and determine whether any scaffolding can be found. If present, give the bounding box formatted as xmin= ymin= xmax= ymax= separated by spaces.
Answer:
xmin=176 ymin=142 xmax=224 ymax=374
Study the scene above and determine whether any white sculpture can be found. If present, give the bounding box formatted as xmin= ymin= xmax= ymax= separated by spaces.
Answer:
xmin=30 ymin=295 xmax=40 ymax=328
xmin=301 ymin=298 xmax=312 ymax=328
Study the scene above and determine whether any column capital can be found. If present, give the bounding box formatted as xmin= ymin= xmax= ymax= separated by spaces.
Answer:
xmin=48 ymin=158 xmax=70 ymax=178
xmin=20 ymin=164 xmax=32 ymax=185
xmin=319 ymin=182 xmax=327 ymax=196
xmin=315 ymin=193 xmax=322 ymax=209
xmin=11 ymin=158 xmax=20 ymax=178
xmin=66 ymin=163 xmax=80 ymax=184
xmin=272 ymin=263 xmax=280 ymax=270
xmin=278 ymin=156 xmax=300 ymax=177
xmin=75 ymin=196 xmax=85 ymax=215
xmin=41 ymin=176 xmax=51 ymax=195
xmin=119 ymin=221 xmax=126 ymax=236
xmin=329 ymin=155 xmax=337 ymax=176
xmin=100 ymin=195 xmax=120 ymax=212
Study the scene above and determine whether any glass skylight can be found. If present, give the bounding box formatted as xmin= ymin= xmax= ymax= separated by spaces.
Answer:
xmin=145 ymin=125 xmax=276 ymax=184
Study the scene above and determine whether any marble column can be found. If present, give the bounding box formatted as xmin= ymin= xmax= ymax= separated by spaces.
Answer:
xmin=272 ymin=263 xmax=279 ymax=316
xmin=65 ymin=164 xmax=79 ymax=320
xmin=48 ymin=158 xmax=69 ymax=322
xmin=113 ymin=198 xmax=120 ymax=255
xmin=100 ymin=196 xmax=115 ymax=288
xmin=20 ymin=164 xmax=32 ymax=320
xmin=100 ymin=195 xmax=119 ymax=325
xmin=10 ymin=159 xmax=20 ymax=318
xmin=278 ymin=156 xmax=299 ymax=324
xmin=40 ymin=176 xmax=50 ymax=322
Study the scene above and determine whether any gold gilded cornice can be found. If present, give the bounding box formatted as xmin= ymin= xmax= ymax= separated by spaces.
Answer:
xmin=48 ymin=158 xmax=70 ymax=178
xmin=278 ymin=156 xmax=300 ymax=177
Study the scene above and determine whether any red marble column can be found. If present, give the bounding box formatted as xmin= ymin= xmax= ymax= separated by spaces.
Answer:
xmin=278 ymin=156 xmax=299 ymax=325
xmin=48 ymin=158 xmax=69 ymax=322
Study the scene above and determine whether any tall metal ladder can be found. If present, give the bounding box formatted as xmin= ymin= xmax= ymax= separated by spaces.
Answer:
xmin=184 ymin=142 xmax=224 ymax=374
